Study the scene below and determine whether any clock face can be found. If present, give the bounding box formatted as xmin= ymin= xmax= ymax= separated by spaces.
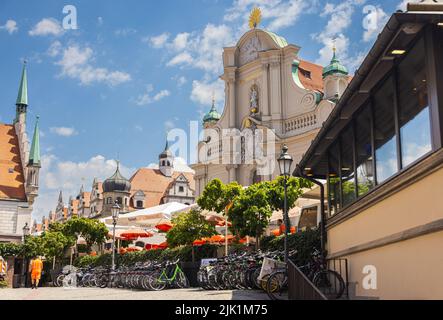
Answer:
xmin=240 ymin=36 xmax=261 ymax=65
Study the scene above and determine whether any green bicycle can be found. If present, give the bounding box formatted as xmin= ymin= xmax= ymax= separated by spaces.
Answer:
xmin=149 ymin=259 xmax=189 ymax=291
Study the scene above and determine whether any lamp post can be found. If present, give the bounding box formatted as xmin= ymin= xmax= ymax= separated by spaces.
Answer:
xmin=111 ymin=202 xmax=120 ymax=271
xmin=277 ymin=145 xmax=293 ymax=265
xmin=22 ymin=223 xmax=30 ymax=287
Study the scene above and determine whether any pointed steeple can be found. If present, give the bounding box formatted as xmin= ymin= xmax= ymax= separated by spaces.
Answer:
xmin=28 ymin=116 xmax=41 ymax=166
xmin=16 ymin=62 xmax=28 ymax=106
xmin=58 ymin=190 xmax=63 ymax=204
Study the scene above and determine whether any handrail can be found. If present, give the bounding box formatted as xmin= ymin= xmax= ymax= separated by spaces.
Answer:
xmin=287 ymin=260 xmax=327 ymax=300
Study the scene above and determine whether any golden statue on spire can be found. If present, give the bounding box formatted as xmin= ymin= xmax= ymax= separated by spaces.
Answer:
xmin=249 ymin=7 xmax=262 ymax=29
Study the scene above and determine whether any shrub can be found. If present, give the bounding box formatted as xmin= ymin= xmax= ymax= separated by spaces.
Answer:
xmin=73 ymin=244 xmax=219 ymax=268
xmin=260 ymin=228 xmax=321 ymax=266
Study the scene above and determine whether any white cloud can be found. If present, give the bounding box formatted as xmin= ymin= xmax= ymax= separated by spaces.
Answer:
xmin=191 ymin=78 xmax=224 ymax=107
xmin=50 ymin=127 xmax=78 ymax=137
xmin=47 ymin=41 xmax=62 ymax=57
xmin=135 ymin=85 xmax=171 ymax=106
xmin=55 ymin=44 xmax=131 ymax=86
xmin=32 ymin=155 xmax=134 ymax=220
xmin=0 ymin=19 xmax=18 ymax=34
xmin=314 ymin=0 xmax=367 ymax=73
xmin=167 ymin=52 xmax=194 ymax=67
xmin=172 ymin=32 xmax=190 ymax=51
xmin=29 ymin=18 xmax=64 ymax=36
xmin=362 ymin=5 xmax=388 ymax=42
xmin=224 ymin=0 xmax=317 ymax=31
xmin=173 ymin=75 xmax=187 ymax=87
xmin=147 ymin=32 xmax=170 ymax=48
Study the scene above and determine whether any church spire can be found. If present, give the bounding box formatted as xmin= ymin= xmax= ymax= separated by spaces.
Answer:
xmin=28 ymin=116 xmax=41 ymax=166
xmin=16 ymin=62 xmax=28 ymax=106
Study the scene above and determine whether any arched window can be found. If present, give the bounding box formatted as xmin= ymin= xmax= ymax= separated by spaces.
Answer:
xmin=136 ymin=200 xmax=143 ymax=208
xmin=167 ymin=161 xmax=171 ymax=166
xmin=116 ymin=197 xmax=123 ymax=205
xmin=179 ymin=186 xmax=184 ymax=193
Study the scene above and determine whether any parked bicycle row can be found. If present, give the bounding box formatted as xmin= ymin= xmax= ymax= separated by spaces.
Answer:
xmin=197 ymin=249 xmax=345 ymax=300
xmin=53 ymin=259 xmax=189 ymax=291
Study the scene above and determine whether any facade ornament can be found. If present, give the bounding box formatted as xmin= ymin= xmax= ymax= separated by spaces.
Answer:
xmin=248 ymin=7 xmax=262 ymax=29
xmin=249 ymin=85 xmax=259 ymax=114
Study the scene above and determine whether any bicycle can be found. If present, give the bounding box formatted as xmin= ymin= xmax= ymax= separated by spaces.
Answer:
xmin=149 ymin=259 xmax=189 ymax=291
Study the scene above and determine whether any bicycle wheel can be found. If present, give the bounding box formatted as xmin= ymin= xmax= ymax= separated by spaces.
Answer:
xmin=97 ymin=274 xmax=109 ymax=288
xmin=312 ymin=270 xmax=345 ymax=300
xmin=266 ymin=271 xmax=288 ymax=301
xmin=56 ymin=274 xmax=65 ymax=287
xmin=149 ymin=271 xmax=167 ymax=291
xmin=175 ymin=270 xmax=190 ymax=289
xmin=260 ymin=274 xmax=270 ymax=291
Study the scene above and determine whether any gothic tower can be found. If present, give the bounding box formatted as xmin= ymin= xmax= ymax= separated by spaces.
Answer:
xmin=25 ymin=116 xmax=41 ymax=205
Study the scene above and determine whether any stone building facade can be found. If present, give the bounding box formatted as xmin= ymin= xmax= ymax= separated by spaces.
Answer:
xmin=192 ymin=27 xmax=350 ymax=195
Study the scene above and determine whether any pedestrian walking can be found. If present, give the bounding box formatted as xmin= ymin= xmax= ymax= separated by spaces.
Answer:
xmin=30 ymin=256 xmax=43 ymax=289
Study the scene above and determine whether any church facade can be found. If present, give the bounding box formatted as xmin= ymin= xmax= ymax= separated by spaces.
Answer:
xmin=192 ymin=26 xmax=350 ymax=195
xmin=0 ymin=64 xmax=40 ymax=243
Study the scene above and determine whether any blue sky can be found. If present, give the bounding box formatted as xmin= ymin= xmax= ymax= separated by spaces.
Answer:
xmin=0 ymin=0 xmax=410 ymax=220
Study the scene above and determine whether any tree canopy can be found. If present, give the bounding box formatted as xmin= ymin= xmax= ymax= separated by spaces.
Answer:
xmin=197 ymin=179 xmax=243 ymax=214
xmin=166 ymin=209 xmax=217 ymax=248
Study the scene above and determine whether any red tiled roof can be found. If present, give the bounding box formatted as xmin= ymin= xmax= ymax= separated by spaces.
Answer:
xmin=128 ymin=168 xmax=194 ymax=210
xmin=0 ymin=124 xmax=26 ymax=201
xmin=298 ymin=59 xmax=324 ymax=92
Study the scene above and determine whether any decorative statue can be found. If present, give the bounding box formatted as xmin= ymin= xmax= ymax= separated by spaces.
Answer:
xmin=250 ymin=86 xmax=259 ymax=114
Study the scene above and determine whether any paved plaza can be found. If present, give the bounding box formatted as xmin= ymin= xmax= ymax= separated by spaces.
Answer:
xmin=0 ymin=287 xmax=269 ymax=300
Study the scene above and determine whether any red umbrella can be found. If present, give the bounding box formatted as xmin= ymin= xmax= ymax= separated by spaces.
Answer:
xmin=151 ymin=241 xmax=168 ymax=250
xmin=272 ymin=229 xmax=281 ymax=237
xmin=193 ymin=239 xmax=207 ymax=246
xmin=218 ymin=235 xmax=234 ymax=244
xmin=208 ymin=235 xmax=224 ymax=243
xmin=155 ymin=222 xmax=173 ymax=232
xmin=119 ymin=229 xmax=153 ymax=240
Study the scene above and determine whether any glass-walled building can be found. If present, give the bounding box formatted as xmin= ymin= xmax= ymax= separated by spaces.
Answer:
xmin=296 ymin=5 xmax=443 ymax=299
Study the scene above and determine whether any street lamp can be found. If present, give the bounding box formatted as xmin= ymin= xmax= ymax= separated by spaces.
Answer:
xmin=22 ymin=223 xmax=30 ymax=287
xmin=111 ymin=201 xmax=120 ymax=271
xmin=277 ymin=144 xmax=293 ymax=265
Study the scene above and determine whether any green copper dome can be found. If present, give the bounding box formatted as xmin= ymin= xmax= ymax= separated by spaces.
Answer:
xmin=322 ymin=50 xmax=348 ymax=78
xmin=203 ymin=100 xmax=221 ymax=124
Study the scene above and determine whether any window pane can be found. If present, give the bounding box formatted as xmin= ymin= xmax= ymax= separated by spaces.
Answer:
xmin=398 ymin=37 xmax=432 ymax=167
xmin=374 ymin=75 xmax=398 ymax=183
xmin=341 ymin=126 xmax=356 ymax=207
xmin=328 ymin=144 xmax=341 ymax=216
xmin=355 ymin=105 xmax=375 ymax=197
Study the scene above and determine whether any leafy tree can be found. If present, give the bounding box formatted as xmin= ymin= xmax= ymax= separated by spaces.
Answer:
xmin=41 ymin=231 xmax=72 ymax=268
xmin=228 ymin=182 xmax=272 ymax=245
xmin=63 ymin=218 xmax=108 ymax=252
xmin=166 ymin=209 xmax=217 ymax=248
xmin=22 ymin=235 xmax=45 ymax=258
xmin=0 ymin=243 xmax=22 ymax=257
xmin=197 ymin=179 xmax=243 ymax=214
xmin=266 ymin=176 xmax=313 ymax=225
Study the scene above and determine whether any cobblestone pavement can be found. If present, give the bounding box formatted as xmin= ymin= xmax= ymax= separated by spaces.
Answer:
xmin=0 ymin=287 xmax=269 ymax=300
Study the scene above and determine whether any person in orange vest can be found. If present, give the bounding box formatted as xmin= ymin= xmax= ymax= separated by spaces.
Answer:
xmin=30 ymin=256 xmax=43 ymax=289
xmin=277 ymin=219 xmax=286 ymax=235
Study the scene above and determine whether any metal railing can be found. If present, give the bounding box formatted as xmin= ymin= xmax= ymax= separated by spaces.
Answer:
xmin=287 ymin=260 xmax=327 ymax=300
xmin=327 ymin=258 xmax=349 ymax=299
